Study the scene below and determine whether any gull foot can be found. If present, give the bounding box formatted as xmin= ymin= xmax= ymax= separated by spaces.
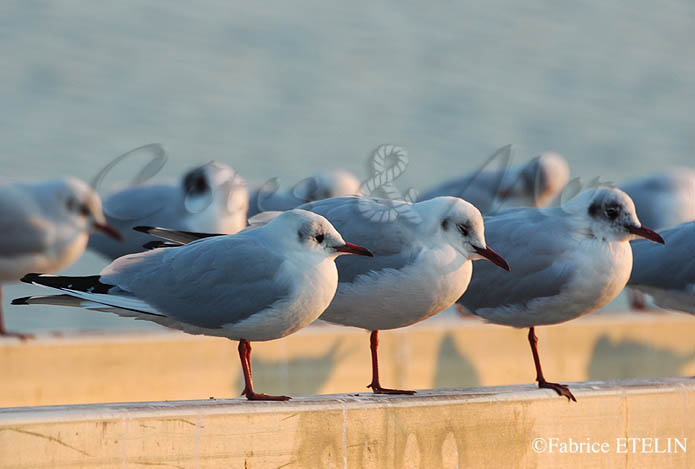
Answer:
xmin=242 ymin=390 xmax=291 ymax=401
xmin=0 ymin=331 xmax=34 ymax=341
xmin=367 ymin=384 xmax=416 ymax=395
xmin=538 ymin=380 xmax=576 ymax=402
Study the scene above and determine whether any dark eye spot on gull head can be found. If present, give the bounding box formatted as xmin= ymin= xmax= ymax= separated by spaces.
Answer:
xmin=183 ymin=167 xmax=210 ymax=196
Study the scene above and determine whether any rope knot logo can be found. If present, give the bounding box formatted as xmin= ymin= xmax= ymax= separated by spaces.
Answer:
xmin=358 ymin=144 xmax=421 ymax=224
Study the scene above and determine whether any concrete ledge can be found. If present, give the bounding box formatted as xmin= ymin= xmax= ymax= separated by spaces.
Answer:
xmin=0 ymin=379 xmax=693 ymax=468
xmin=2 ymin=312 xmax=695 ymax=407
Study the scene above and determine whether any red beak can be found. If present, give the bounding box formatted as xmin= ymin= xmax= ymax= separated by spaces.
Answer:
xmin=474 ymin=245 xmax=511 ymax=271
xmin=334 ymin=242 xmax=373 ymax=257
xmin=627 ymin=225 xmax=665 ymax=244
xmin=94 ymin=222 xmax=123 ymax=241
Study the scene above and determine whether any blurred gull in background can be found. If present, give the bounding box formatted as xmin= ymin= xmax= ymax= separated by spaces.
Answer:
xmin=0 ymin=176 xmax=121 ymax=338
xmin=89 ymin=145 xmax=248 ymax=259
xmin=629 ymin=221 xmax=695 ymax=314
xmin=419 ymin=147 xmax=570 ymax=214
xmin=14 ymin=209 xmax=372 ymax=400
xmin=247 ymin=169 xmax=361 ymax=217
xmin=457 ymin=187 xmax=664 ymax=401
xmin=620 ymin=167 xmax=695 ymax=308
xmin=621 ymin=168 xmax=695 ymax=231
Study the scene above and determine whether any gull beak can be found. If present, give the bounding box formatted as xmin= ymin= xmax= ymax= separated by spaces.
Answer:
xmin=94 ymin=222 xmax=123 ymax=241
xmin=334 ymin=242 xmax=374 ymax=257
xmin=473 ymin=245 xmax=511 ymax=271
xmin=627 ymin=225 xmax=665 ymax=244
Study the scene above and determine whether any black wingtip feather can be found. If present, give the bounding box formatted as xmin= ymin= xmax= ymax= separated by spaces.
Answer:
xmin=142 ymin=240 xmax=180 ymax=250
xmin=11 ymin=297 xmax=31 ymax=305
xmin=19 ymin=275 xmax=114 ymax=294
xmin=142 ymin=240 xmax=164 ymax=250
xmin=20 ymin=273 xmax=42 ymax=284
xmin=133 ymin=226 xmax=156 ymax=234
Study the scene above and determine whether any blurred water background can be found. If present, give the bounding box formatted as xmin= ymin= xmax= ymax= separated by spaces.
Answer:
xmin=1 ymin=1 xmax=693 ymax=332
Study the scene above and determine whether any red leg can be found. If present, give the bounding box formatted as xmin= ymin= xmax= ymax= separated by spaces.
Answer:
xmin=366 ymin=330 xmax=415 ymax=395
xmin=628 ymin=289 xmax=648 ymax=311
xmin=238 ymin=339 xmax=290 ymax=401
xmin=455 ymin=303 xmax=475 ymax=318
xmin=528 ymin=327 xmax=576 ymax=402
xmin=0 ymin=287 xmax=33 ymax=340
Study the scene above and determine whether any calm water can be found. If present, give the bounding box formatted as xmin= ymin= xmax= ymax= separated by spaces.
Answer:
xmin=1 ymin=1 xmax=693 ymax=331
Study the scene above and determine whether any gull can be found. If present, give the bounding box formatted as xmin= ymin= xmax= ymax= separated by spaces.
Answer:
xmin=247 ymin=169 xmax=361 ymax=217
xmin=13 ymin=209 xmax=372 ymax=400
xmin=621 ymin=167 xmax=695 ymax=231
xmin=457 ymin=187 xmax=664 ymax=401
xmin=0 ymin=177 xmax=121 ymax=338
xmin=89 ymin=161 xmax=248 ymax=259
xmin=300 ymin=196 xmax=510 ymax=394
xmin=419 ymin=149 xmax=570 ymax=213
xmin=629 ymin=221 xmax=695 ymax=314
xmin=621 ymin=168 xmax=695 ymax=308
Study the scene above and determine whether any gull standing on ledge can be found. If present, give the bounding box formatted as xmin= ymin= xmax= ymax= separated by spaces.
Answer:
xmin=0 ymin=176 xmax=121 ymax=339
xmin=457 ymin=187 xmax=664 ymax=401
xmin=298 ymin=196 xmax=510 ymax=394
xmin=14 ymin=209 xmax=372 ymax=400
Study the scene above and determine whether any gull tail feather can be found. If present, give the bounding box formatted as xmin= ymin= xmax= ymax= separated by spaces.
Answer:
xmin=12 ymin=294 xmax=89 ymax=307
xmin=16 ymin=273 xmax=163 ymax=317
xmin=12 ymin=294 xmax=171 ymax=328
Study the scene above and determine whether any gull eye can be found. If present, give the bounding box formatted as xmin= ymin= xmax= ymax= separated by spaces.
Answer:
xmin=193 ymin=177 xmax=207 ymax=192
xmin=184 ymin=168 xmax=210 ymax=195
xmin=457 ymin=224 xmax=469 ymax=237
xmin=315 ymin=233 xmax=324 ymax=244
xmin=66 ymin=197 xmax=86 ymax=214
xmin=604 ymin=206 xmax=619 ymax=220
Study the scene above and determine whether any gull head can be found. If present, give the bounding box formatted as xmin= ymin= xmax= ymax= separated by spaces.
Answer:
xmin=182 ymin=161 xmax=248 ymax=221
xmin=267 ymin=209 xmax=373 ymax=258
xmin=417 ymin=197 xmax=510 ymax=271
xmin=55 ymin=177 xmax=122 ymax=240
xmin=293 ymin=169 xmax=362 ymax=202
xmin=568 ymin=187 xmax=664 ymax=244
xmin=504 ymin=152 xmax=570 ymax=207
